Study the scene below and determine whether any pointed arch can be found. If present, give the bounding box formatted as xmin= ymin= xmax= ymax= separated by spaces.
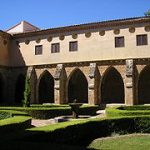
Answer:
xmin=138 ymin=65 xmax=150 ymax=104
xmin=15 ymin=74 xmax=26 ymax=104
xmin=101 ymin=67 xmax=124 ymax=104
xmin=67 ymin=68 xmax=88 ymax=103
xmin=38 ymin=70 xmax=54 ymax=104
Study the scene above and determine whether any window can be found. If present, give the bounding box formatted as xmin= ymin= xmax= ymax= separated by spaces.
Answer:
xmin=115 ymin=37 xmax=125 ymax=48
xmin=35 ymin=45 xmax=42 ymax=55
xmin=51 ymin=43 xmax=60 ymax=53
xmin=69 ymin=41 xmax=78 ymax=51
xmin=136 ymin=34 xmax=148 ymax=46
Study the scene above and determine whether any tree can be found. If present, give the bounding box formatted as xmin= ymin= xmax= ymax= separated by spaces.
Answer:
xmin=22 ymin=76 xmax=31 ymax=107
xmin=145 ymin=9 xmax=150 ymax=16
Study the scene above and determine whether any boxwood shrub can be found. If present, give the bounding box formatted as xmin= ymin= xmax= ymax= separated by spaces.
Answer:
xmin=106 ymin=107 xmax=150 ymax=117
xmin=0 ymin=105 xmax=100 ymax=119
xmin=0 ymin=110 xmax=11 ymax=120
xmin=0 ymin=116 xmax=32 ymax=133
xmin=24 ymin=116 xmax=150 ymax=146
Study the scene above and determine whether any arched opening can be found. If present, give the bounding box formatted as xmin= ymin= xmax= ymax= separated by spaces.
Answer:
xmin=0 ymin=73 xmax=4 ymax=103
xmin=68 ymin=69 xmax=88 ymax=103
xmin=101 ymin=67 xmax=124 ymax=104
xmin=15 ymin=74 xmax=26 ymax=104
xmin=38 ymin=71 xmax=54 ymax=104
xmin=138 ymin=66 xmax=150 ymax=104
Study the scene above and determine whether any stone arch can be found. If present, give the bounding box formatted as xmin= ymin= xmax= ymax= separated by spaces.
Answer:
xmin=38 ymin=70 xmax=54 ymax=104
xmin=101 ymin=67 xmax=125 ymax=104
xmin=67 ymin=68 xmax=88 ymax=103
xmin=138 ymin=65 xmax=150 ymax=104
xmin=15 ymin=74 xmax=26 ymax=104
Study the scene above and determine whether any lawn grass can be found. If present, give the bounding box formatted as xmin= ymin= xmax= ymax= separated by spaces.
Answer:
xmin=88 ymin=134 xmax=150 ymax=150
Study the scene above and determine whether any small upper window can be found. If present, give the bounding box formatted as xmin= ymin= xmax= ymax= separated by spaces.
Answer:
xmin=51 ymin=43 xmax=60 ymax=53
xmin=69 ymin=41 xmax=78 ymax=51
xmin=35 ymin=45 xmax=42 ymax=55
xmin=136 ymin=34 xmax=148 ymax=46
xmin=115 ymin=37 xmax=125 ymax=48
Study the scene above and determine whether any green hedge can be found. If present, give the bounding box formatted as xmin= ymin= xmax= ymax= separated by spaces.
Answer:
xmin=106 ymin=107 xmax=150 ymax=117
xmin=24 ymin=116 xmax=150 ymax=146
xmin=25 ymin=109 xmax=72 ymax=119
xmin=0 ymin=116 xmax=32 ymax=133
xmin=0 ymin=105 xmax=100 ymax=119
xmin=0 ymin=109 xmax=28 ymax=120
xmin=0 ymin=110 xmax=11 ymax=120
xmin=24 ymin=106 xmax=100 ymax=119
xmin=119 ymin=105 xmax=150 ymax=110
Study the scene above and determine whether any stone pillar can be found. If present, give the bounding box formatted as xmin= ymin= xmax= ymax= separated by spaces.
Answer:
xmin=125 ymin=59 xmax=135 ymax=105
xmin=88 ymin=63 xmax=100 ymax=105
xmin=54 ymin=64 xmax=67 ymax=104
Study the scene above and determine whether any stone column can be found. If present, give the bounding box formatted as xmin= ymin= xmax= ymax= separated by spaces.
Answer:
xmin=88 ymin=63 xmax=100 ymax=105
xmin=125 ymin=59 xmax=135 ymax=105
xmin=54 ymin=64 xmax=67 ymax=104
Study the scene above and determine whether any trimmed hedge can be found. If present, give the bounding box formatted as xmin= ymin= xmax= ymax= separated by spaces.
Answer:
xmin=24 ymin=116 xmax=150 ymax=146
xmin=25 ymin=105 xmax=100 ymax=119
xmin=0 ymin=116 xmax=32 ymax=133
xmin=0 ymin=109 xmax=28 ymax=120
xmin=25 ymin=109 xmax=71 ymax=119
xmin=106 ymin=107 xmax=150 ymax=117
xmin=0 ymin=105 xmax=100 ymax=119
xmin=0 ymin=109 xmax=31 ymax=133
xmin=119 ymin=105 xmax=150 ymax=110
xmin=0 ymin=110 xmax=11 ymax=120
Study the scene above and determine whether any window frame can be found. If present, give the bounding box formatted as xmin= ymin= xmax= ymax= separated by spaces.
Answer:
xmin=51 ymin=43 xmax=60 ymax=53
xmin=35 ymin=45 xmax=43 ymax=55
xmin=69 ymin=41 xmax=78 ymax=52
xmin=136 ymin=34 xmax=148 ymax=46
xmin=115 ymin=36 xmax=125 ymax=48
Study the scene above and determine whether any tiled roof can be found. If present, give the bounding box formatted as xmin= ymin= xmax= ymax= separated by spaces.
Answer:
xmin=13 ymin=16 xmax=150 ymax=38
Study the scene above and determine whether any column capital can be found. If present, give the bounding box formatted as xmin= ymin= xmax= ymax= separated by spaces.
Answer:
xmin=54 ymin=64 xmax=63 ymax=80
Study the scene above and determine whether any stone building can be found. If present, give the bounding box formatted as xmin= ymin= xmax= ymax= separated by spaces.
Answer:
xmin=0 ymin=17 xmax=150 ymax=105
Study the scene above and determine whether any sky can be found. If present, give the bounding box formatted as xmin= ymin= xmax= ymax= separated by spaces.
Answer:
xmin=0 ymin=0 xmax=149 ymax=31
